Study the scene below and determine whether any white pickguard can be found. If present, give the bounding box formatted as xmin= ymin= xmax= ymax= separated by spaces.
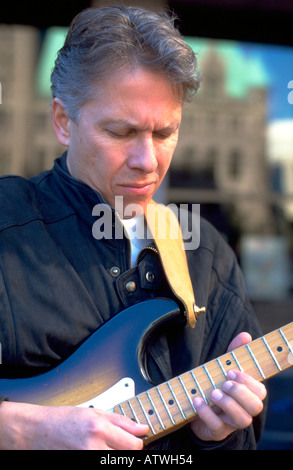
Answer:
xmin=77 ymin=378 xmax=135 ymax=411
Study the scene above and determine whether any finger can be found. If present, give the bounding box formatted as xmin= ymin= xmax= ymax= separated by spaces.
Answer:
xmin=94 ymin=411 xmax=149 ymax=450
xmin=192 ymin=397 xmax=236 ymax=440
xmin=104 ymin=410 xmax=149 ymax=435
xmin=108 ymin=433 xmax=145 ymax=451
xmin=227 ymin=369 xmax=267 ymax=399
xmin=116 ymin=416 xmax=149 ymax=437
xmin=209 ymin=388 xmax=254 ymax=429
xmin=104 ymin=421 xmax=147 ymax=450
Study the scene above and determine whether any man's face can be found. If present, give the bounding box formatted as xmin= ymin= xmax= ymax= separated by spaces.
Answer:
xmin=64 ymin=66 xmax=182 ymax=216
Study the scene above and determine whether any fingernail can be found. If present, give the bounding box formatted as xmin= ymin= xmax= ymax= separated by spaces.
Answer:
xmin=211 ymin=389 xmax=223 ymax=401
xmin=193 ymin=397 xmax=203 ymax=408
xmin=223 ymin=380 xmax=234 ymax=392
xmin=227 ymin=370 xmax=237 ymax=380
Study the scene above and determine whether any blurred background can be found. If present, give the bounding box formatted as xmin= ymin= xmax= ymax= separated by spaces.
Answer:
xmin=0 ymin=0 xmax=292 ymax=449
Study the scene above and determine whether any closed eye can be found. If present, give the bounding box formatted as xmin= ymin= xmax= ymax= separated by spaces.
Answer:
xmin=105 ymin=129 xmax=134 ymax=139
xmin=153 ymin=127 xmax=179 ymax=140
xmin=153 ymin=131 xmax=175 ymax=140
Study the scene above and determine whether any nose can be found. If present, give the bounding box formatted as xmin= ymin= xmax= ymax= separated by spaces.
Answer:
xmin=127 ymin=135 xmax=158 ymax=173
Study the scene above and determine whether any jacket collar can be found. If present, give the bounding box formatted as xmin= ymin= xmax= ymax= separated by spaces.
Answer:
xmin=52 ymin=153 xmax=118 ymax=239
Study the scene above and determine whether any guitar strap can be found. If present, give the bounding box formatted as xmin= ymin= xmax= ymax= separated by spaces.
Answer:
xmin=145 ymin=200 xmax=205 ymax=328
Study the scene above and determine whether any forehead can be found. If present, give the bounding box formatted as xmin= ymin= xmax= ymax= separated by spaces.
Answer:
xmin=82 ymin=66 xmax=182 ymax=125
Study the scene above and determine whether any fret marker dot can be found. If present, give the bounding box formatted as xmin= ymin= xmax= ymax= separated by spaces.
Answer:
xmin=148 ymin=409 xmax=154 ymax=415
xmin=226 ymin=360 xmax=231 ymax=365
xmin=277 ymin=346 xmax=283 ymax=352
xmin=191 ymin=389 xmax=197 ymax=395
xmin=168 ymin=399 xmax=174 ymax=405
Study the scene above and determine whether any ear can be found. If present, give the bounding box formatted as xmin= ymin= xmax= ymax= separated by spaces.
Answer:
xmin=51 ymin=98 xmax=71 ymax=146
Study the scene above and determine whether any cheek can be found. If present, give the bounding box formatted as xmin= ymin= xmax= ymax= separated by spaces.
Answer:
xmin=159 ymin=141 xmax=178 ymax=172
xmin=91 ymin=150 xmax=123 ymax=187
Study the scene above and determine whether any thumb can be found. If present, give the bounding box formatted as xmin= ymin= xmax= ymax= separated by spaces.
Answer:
xmin=227 ymin=332 xmax=252 ymax=352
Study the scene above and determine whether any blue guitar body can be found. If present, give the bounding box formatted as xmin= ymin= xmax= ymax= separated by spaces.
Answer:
xmin=0 ymin=298 xmax=181 ymax=408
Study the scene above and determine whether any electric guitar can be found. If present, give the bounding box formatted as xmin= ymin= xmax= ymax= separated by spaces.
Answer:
xmin=0 ymin=298 xmax=292 ymax=445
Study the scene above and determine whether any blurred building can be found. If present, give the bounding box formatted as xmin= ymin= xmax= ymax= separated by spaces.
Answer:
xmin=267 ymin=119 xmax=293 ymax=220
xmin=170 ymin=40 xmax=274 ymax=235
xmin=0 ymin=25 xmax=280 ymax=236
xmin=0 ymin=25 xmax=64 ymax=178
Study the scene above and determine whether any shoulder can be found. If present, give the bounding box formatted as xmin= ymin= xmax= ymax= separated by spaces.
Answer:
xmin=0 ymin=167 xmax=72 ymax=231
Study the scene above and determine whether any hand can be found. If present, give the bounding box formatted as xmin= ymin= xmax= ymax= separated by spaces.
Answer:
xmin=190 ymin=332 xmax=267 ymax=442
xmin=0 ymin=401 xmax=149 ymax=450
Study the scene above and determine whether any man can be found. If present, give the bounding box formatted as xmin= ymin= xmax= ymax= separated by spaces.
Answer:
xmin=0 ymin=6 xmax=266 ymax=450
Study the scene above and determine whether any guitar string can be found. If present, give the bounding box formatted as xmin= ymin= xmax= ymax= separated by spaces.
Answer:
xmin=167 ymin=328 xmax=293 ymax=398
xmin=186 ymin=328 xmax=293 ymax=387
xmin=135 ymin=328 xmax=293 ymax=407
xmin=138 ymin=330 xmax=292 ymax=415
xmin=115 ymin=328 xmax=293 ymax=432
xmin=127 ymin=328 xmax=293 ymax=413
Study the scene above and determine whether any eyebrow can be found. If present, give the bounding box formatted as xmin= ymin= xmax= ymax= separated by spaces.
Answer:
xmin=101 ymin=119 xmax=180 ymax=132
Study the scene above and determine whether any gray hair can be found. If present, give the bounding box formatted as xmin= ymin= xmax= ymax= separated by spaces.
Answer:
xmin=51 ymin=5 xmax=200 ymax=121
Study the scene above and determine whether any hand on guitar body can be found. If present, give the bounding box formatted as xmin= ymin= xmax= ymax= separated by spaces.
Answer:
xmin=0 ymin=402 xmax=148 ymax=450
xmin=190 ymin=332 xmax=267 ymax=442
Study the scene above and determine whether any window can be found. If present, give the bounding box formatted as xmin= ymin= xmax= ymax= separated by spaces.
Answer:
xmin=229 ymin=149 xmax=242 ymax=179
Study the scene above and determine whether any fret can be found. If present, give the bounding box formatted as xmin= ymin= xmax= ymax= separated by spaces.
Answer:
xmin=247 ymin=337 xmax=280 ymax=379
xmin=246 ymin=343 xmax=266 ymax=379
xmin=190 ymin=370 xmax=208 ymax=403
xmin=264 ymin=326 xmax=293 ymax=373
xmin=167 ymin=380 xmax=186 ymax=419
xmin=279 ymin=327 xmax=293 ymax=354
xmin=118 ymin=403 xmax=126 ymax=416
xmin=120 ymin=398 xmax=143 ymax=424
xmin=156 ymin=386 xmax=176 ymax=425
xmin=151 ymin=386 xmax=178 ymax=428
xmin=178 ymin=376 xmax=196 ymax=412
xmin=262 ymin=337 xmax=282 ymax=372
xmin=156 ymin=382 xmax=187 ymax=426
xmin=169 ymin=376 xmax=195 ymax=419
xmin=138 ymin=389 xmax=173 ymax=435
xmin=146 ymin=391 xmax=165 ymax=430
xmin=231 ymin=350 xmax=243 ymax=371
xmin=111 ymin=321 xmax=293 ymax=447
xmin=116 ymin=398 xmax=145 ymax=429
xmin=203 ymin=364 xmax=216 ymax=389
xmin=127 ymin=399 xmax=139 ymax=422
xmin=217 ymin=357 xmax=228 ymax=379
xmin=136 ymin=394 xmax=155 ymax=434
xmin=214 ymin=351 xmax=242 ymax=380
xmin=193 ymin=366 xmax=215 ymax=402
xmin=140 ymin=386 xmax=177 ymax=433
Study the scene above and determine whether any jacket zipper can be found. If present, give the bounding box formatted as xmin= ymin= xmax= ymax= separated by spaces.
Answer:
xmin=135 ymin=245 xmax=158 ymax=267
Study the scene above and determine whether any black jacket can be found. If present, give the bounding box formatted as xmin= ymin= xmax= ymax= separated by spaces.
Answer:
xmin=0 ymin=154 xmax=266 ymax=450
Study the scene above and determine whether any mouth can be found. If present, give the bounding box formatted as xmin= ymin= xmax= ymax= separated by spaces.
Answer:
xmin=127 ymin=182 xmax=153 ymax=188
xmin=119 ymin=182 xmax=156 ymax=196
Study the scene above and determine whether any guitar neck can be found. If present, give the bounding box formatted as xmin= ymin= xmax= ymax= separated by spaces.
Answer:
xmin=113 ymin=322 xmax=293 ymax=444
